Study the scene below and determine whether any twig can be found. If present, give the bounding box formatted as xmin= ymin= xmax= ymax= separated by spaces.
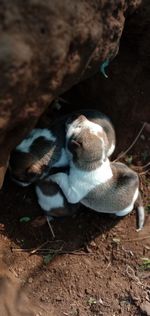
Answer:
xmin=30 ymin=240 xmax=49 ymax=254
xmin=140 ymin=162 xmax=150 ymax=169
xmin=114 ymin=122 xmax=146 ymax=162
xmin=12 ymin=248 xmax=93 ymax=256
xmin=139 ymin=168 xmax=150 ymax=175
xmin=124 ymin=236 xmax=150 ymax=242
xmin=131 ymin=161 xmax=150 ymax=171
xmin=57 ymin=251 xmax=93 ymax=256
xmin=46 ymin=216 xmax=55 ymax=239
xmin=31 ymin=249 xmax=92 ymax=256
xmin=126 ymin=265 xmax=141 ymax=284
xmin=104 ymin=261 xmax=111 ymax=271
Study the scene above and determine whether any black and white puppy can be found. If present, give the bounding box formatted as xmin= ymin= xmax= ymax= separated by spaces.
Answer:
xmin=9 ymin=109 xmax=115 ymax=186
xmin=36 ymin=176 xmax=79 ymax=219
xmin=50 ymin=115 xmax=145 ymax=230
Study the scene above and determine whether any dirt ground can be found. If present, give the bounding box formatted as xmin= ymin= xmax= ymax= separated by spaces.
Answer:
xmin=0 ymin=6 xmax=150 ymax=316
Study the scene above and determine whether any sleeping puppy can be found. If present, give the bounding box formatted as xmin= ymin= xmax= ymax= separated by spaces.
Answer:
xmin=50 ymin=115 xmax=145 ymax=230
xmin=9 ymin=109 xmax=115 ymax=187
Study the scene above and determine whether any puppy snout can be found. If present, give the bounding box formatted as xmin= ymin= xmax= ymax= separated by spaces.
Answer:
xmin=77 ymin=115 xmax=86 ymax=122
xmin=66 ymin=114 xmax=86 ymax=127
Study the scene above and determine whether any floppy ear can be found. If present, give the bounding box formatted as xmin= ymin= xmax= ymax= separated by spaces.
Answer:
xmin=27 ymin=163 xmax=45 ymax=175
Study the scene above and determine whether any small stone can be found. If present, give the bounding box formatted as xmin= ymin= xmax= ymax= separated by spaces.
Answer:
xmin=85 ymin=288 xmax=90 ymax=295
xmin=28 ymin=277 xmax=33 ymax=284
xmin=140 ymin=134 xmax=145 ymax=140
xmin=55 ymin=296 xmax=62 ymax=301
xmin=95 ymin=271 xmax=101 ymax=278
xmin=140 ymin=302 xmax=150 ymax=316
xmin=89 ymin=241 xmax=97 ymax=248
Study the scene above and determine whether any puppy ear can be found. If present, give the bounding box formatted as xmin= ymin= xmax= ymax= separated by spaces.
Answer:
xmin=27 ymin=163 xmax=45 ymax=175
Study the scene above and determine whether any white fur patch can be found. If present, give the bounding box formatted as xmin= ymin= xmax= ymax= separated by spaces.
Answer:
xmin=115 ymin=187 xmax=139 ymax=216
xmin=17 ymin=128 xmax=56 ymax=153
xmin=53 ymin=148 xmax=68 ymax=167
xmin=50 ymin=158 xmax=113 ymax=204
xmin=107 ymin=142 xmax=115 ymax=157
xmin=35 ymin=186 xmax=64 ymax=212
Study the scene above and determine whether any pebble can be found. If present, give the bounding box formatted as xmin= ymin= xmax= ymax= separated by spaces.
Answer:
xmin=55 ymin=296 xmax=62 ymax=301
xmin=89 ymin=241 xmax=97 ymax=248
xmin=28 ymin=277 xmax=33 ymax=284
xmin=140 ymin=302 xmax=150 ymax=316
xmin=95 ymin=271 xmax=101 ymax=278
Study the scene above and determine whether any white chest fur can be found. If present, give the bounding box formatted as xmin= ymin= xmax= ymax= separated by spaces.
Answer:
xmin=69 ymin=159 xmax=113 ymax=201
xmin=50 ymin=159 xmax=113 ymax=204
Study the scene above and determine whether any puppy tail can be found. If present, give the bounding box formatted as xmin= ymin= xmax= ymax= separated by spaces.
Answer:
xmin=135 ymin=192 xmax=145 ymax=231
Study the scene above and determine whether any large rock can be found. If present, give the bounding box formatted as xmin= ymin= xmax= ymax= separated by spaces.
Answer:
xmin=62 ymin=0 xmax=150 ymax=146
xmin=0 ymin=0 xmax=141 ymax=187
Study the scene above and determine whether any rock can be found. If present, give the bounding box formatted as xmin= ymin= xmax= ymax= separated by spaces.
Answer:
xmin=140 ymin=302 xmax=150 ymax=316
xmin=89 ymin=240 xmax=97 ymax=248
xmin=28 ymin=277 xmax=33 ymax=284
xmin=0 ymin=0 xmax=141 ymax=188
xmin=0 ymin=263 xmax=42 ymax=315
xmin=65 ymin=0 xmax=150 ymax=156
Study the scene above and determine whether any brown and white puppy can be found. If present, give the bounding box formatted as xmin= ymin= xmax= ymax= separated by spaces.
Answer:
xmin=50 ymin=115 xmax=144 ymax=230
xmin=9 ymin=109 xmax=115 ymax=187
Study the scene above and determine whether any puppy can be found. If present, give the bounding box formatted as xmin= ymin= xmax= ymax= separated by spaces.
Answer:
xmin=36 ymin=176 xmax=79 ymax=219
xmin=9 ymin=123 xmax=69 ymax=186
xmin=50 ymin=115 xmax=144 ymax=230
xmin=9 ymin=109 xmax=115 ymax=187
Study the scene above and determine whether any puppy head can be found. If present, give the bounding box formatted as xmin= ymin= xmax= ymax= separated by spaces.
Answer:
xmin=66 ymin=115 xmax=108 ymax=165
xmin=9 ymin=128 xmax=57 ymax=186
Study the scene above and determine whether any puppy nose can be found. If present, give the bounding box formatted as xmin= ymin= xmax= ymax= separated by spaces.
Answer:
xmin=77 ymin=115 xmax=86 ymax=122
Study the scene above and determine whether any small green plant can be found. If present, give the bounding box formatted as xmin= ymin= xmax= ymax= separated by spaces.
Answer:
xmin=43 ymin=253 xmax=56 ymax=264
xmin=87 ymin=297 xmax=97 ymax=306
xmin=19 ymin=216 xmax=31 ymax=223
xmin=112 ymin=237 xmax=120 ymax=244
xmin=124 ymin=155 xmax=133 ymax=165
xmin=145 ymin=204 xmax=150 ymax=213
xmin=141 ymin=150 xmax=149 ymax=161
xmin=140 ymin=258 xmax=150 ymax=270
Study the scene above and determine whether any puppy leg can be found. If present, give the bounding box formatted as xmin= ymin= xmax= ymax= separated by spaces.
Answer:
xmin=50 ymin=173 xmax=81 ymax=203
xmin=35 ymin=179 xmax=78 ymax=218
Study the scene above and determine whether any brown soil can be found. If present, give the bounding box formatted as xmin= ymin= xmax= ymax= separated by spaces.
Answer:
xmin=0 ymin=106 xmax=150 ymax=316
xmin=0 ymin=5 xmax=150 ymax=316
